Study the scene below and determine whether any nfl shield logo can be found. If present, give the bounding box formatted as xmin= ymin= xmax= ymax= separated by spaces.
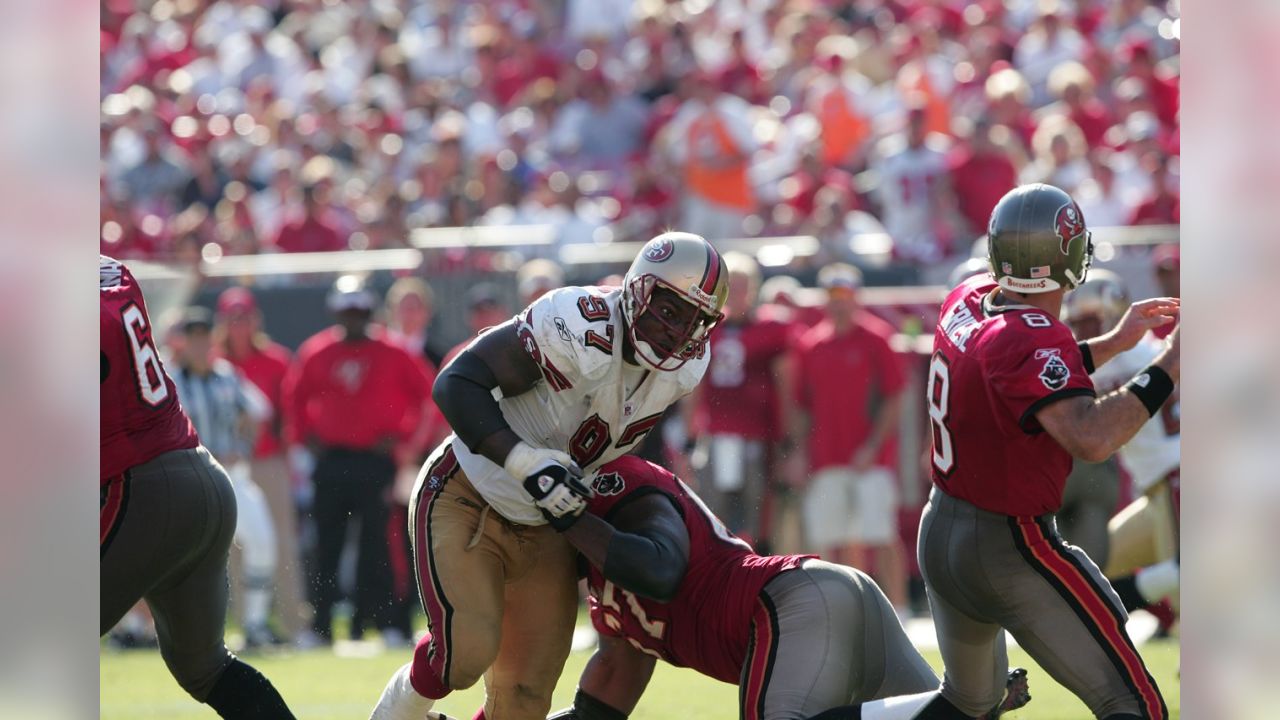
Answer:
xmin=1001 ymin=262 xmax=1013 ymax=274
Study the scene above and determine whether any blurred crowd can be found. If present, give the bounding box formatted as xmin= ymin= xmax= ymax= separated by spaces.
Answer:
xmin=100 ymin=0 xmax=1180 ymax=276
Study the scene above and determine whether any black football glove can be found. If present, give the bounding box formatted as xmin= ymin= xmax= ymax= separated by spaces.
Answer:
xmin=547 ymin=689 xmax=628 ymax=720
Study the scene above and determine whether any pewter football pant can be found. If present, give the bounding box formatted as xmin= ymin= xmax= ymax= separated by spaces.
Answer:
xmin=100 ymin=446 xmax=237 ymax=701
xmin=918 ymin=487 xmax=1167 ymax=719
xmin=741 ymin=559 xmax=939 ymax=720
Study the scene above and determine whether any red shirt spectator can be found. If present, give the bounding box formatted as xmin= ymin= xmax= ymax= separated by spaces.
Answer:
xmin=283 ymin=325 xmax=434 ymax=452
xmin=716 ymin=30 xmax=765 ymax=104
xmin=783 ymin=151 xmax=858 ymax=218
xmin=1123 ymin=41 xmax=1179 ymax=129
xmin=947 ymin=120 xmax=1019 ymax=234
xmin=790 ymin=268 xmax=907 ymax=472
xmin=1129 ymin=155 xmax=1179 ymax=226
xmin=216 ymin=287 xmax=293 ymax=458
xmin=1129 ymin=191 xmax=1179 ymax=225
xmin=493 ymin=33 xmax=561 ymax=108
xmin=697 ymin=311 xmax=794 ymax=442
xmin=272 ymin=185 xmax=346 ymax=253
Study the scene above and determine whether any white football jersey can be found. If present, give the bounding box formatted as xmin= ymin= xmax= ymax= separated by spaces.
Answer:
xmin=451 ymin=285 xmax=709 ymax=524
xmin=873 ymin=134 xmax=950 ymax=258
xmin=1092 ymin=333 xmax=1180 ymax=492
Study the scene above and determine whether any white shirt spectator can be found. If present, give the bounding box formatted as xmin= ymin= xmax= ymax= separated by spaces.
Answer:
xmin=1014 ymin=26 xmax=1085 ymax=107
xmin=1018 ymin=157 xmax=1091 ymax=194
xmin=871 ymin=133 xmax=951 ymax=263
xmin=1074 ymin=176 xmax=1131 ymax=229
xmin=566 ymin=0 xmax=634 ymax=42
xmin=400 ymin=20 xmax=472 ymax=82
xmin=549 ymin=94 xmax=650 ymax=166
xmin=266 ymin=32 xmax=310 ymax=106
xmin=1110 ymin=150 xmax=1156 ymax=209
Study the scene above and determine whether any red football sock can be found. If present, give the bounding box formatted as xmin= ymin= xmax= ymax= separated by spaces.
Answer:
xmin=409 ymin=632 xmax=451 ymax=699
xmin=471 ymin=708 xmax=487 ymax=720
xmin=1148 ymin=598 xmax=1178 ymax=632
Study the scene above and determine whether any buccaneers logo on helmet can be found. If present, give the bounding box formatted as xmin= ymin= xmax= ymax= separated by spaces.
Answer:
xmin=1054 ymin=202 xmax=1086 ymax=255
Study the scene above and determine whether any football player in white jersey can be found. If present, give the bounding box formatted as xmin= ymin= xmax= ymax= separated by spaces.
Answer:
xmin=370 ymin=232 xmax=729 ymax=720
xmin=1063 ymin=272 xmax=1180 ymax=618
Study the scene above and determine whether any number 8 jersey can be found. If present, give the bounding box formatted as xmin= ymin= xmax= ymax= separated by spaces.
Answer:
xmin=450 ymin=285 xmax=709 ymax=526
xmin=100 ymin=255 xmax=198 ymax=484
xmin=928 ymin=275 xmax=1095 ymax=516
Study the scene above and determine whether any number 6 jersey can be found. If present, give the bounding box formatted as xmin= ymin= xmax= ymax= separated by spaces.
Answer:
xmin=927 ymin=275 xmax=1095 ymax=516
xmin=100 ymin=256 xmax=198 ymax=484
xmin=450 ymin=285 xmax=709 ymax=525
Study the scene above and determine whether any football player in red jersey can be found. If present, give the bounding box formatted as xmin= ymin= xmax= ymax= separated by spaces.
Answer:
xmin=546 ymin=455 xmax=1030 ymax=720
xmin=100 ymin=256 xmax=295 ymax=719
xmin=894 ymin=184 xmax=1180 ymax=720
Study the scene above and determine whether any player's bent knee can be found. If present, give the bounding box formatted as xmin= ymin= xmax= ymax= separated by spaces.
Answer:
xmin=163 ymin=647 xmax=234 ymax=702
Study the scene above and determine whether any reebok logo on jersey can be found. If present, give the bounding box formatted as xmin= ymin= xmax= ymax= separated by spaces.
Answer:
xmin=554 ymin=317 xmax=573 ymax=343
xmin=592 ymin=471 xmax=625 ymax=496
xmin=1035 ymin=348 xmax=1070 ymax=390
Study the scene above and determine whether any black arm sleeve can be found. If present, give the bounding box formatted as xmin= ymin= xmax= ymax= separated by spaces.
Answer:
xmin=601 ymin=527 xmax=688 ymax=603
xmin=431 ymin=350 xmax=511 ymax=453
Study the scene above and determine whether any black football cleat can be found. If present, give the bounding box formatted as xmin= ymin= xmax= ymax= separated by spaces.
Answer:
xmin=984 ymin=667 xmax=1031 ymax=719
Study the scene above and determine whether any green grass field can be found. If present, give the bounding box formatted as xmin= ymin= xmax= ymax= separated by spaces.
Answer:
xmin=101 ymin=635 xmax=1179 ymax=719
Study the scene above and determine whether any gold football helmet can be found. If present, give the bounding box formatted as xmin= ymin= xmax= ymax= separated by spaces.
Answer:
xmin=1062 ymin=268 xmax=1129 ymax=337
xmin=622 ymin=231 xmax=729 ymax=370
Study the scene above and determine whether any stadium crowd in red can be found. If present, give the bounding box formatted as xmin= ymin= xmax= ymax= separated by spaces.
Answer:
xmin=100 ymin=0 xmax=1178 ymax=273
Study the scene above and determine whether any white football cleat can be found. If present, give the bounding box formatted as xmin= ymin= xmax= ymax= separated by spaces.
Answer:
xmin=369 ymin=662 xmax=435 ymax=720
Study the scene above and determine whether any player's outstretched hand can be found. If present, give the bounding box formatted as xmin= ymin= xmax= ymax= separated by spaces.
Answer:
xmin=1109 ymin=297 xmax=1179 ymax=351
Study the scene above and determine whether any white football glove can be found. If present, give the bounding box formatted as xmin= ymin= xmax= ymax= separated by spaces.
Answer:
xmin=504 ymin=442 xmax=592 ymax=530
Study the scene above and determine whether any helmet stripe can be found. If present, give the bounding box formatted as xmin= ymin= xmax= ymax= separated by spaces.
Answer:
xmin=699 ymin=242 xmax=722 ymax=297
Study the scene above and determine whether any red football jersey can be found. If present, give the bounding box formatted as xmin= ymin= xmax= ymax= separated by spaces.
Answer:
xmin=792 ymin=314 xmax=907 ymax=471
xmin=223 ymin=341 xmax=291 ymax=457
xmin=699 ymin=313 xmax=794 ymax=440
xmin=584 ymin=456 xmax=810 ymax=684
xmin=100 ymin=256 xmax=199 ymax=483
xmin=282 ymin=326 xmax=434 ymax=451
xmin=928 ymin=276 xmax=1095 ymax=516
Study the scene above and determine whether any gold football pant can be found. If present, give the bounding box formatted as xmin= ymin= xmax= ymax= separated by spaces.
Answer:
xmin=408 ymin=442 xmax=579 ymax=720
xmin=1104 ymin=472 xmax=1180 ymax=577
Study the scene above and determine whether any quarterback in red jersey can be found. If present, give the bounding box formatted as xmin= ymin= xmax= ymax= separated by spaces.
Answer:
xmin=548 ymin=456 xmax=1031 ymax=720
xmin=899 ymin=185 xmax=1180 ymax=720
xmin=100 ymin=256 xmax=295 ymax=719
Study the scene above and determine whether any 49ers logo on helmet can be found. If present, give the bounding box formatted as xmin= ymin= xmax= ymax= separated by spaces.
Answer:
xmin=1054 ymin=202 xmax=1086 ymax=255
xmin=642 ymin=238 xmax=675 ymax=262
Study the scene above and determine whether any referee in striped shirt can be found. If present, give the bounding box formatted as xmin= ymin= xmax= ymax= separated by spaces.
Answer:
xmin=169 ymin=307 xmax=281 ymax=649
